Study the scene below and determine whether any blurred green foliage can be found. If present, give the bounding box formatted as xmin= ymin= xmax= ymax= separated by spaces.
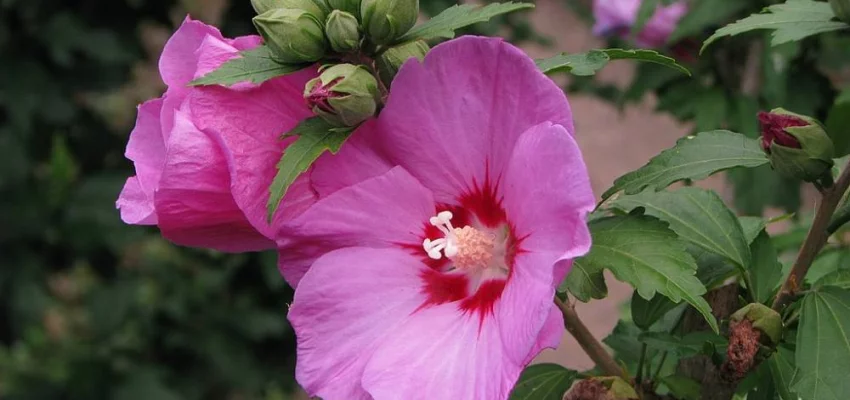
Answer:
xmin=0 ymin=1 xmax=301 ymax=398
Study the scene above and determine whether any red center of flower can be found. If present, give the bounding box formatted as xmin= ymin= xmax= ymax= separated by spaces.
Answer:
xmin=410 ymin=178 xmax=525 ymax=325
xmin=305 ymin=77 xmax=343 ymax=113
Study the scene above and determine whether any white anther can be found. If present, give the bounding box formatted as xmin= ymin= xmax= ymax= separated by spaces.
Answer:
xmin=423 ymin=211 xmax=461 ymax=260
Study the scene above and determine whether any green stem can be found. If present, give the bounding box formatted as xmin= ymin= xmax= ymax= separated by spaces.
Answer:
xmin=652 ymin=351 xmax=669 ymax=383
xmin=635 ymin=343 xmax=648 ymax=384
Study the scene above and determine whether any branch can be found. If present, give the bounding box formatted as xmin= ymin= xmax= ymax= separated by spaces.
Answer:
xmin=555 ymin=296 xmax=626 ymax=378
xmin=771 ymin=160 xmax=850 ymax=310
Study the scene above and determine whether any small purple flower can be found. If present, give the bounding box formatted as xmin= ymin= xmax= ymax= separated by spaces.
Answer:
xmin=592 ymin=0 xmax=687 ymax=48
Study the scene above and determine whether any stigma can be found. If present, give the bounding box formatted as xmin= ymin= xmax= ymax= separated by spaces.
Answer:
xmin=423 ymin=211 xmax=495 ymax=269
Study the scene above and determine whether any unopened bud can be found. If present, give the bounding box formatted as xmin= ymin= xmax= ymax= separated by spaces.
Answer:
xmin=253 ymin=9 xmax=328 ymax=63
xmin=360 ymin=0 xmax=418 ymax=44
xmin=328 ymin=0 xmax=362 ymax=16
xmin=759 ymin=108 xmax=834 ymax=183
xmin=326 ymin=10 xmax=362 ymax=53
xmin=304 ymin=64 xmax=380 ymax=127
xmin=376 ymin=40 xmax=429 ymax=87
xmin=831 ymin=0 xmax=850 ymax=23
xmin=252 ymin=0 xmax=330 ymax=19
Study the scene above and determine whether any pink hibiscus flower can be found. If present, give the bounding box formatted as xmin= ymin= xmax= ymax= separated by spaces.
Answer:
xmin=116 ymin=17 xmax=317 ymax=251
xmin=592 ymin=0 xmax=687 ymax=48
xmin=278 ymin=37 xmax=595 ymax=399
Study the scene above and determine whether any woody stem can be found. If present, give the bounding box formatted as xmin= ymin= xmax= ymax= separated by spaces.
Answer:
xmin=771 ymin=159 xmax=850 ymax=311
xmin=555 ymin=296 xmax=626 ymax=378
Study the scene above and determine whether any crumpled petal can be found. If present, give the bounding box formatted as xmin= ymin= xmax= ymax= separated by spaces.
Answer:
xmin=155 ymin=108 xmax=274 ymax=251
xmin=117 ymin=98 xmax=165 ymax=225
xmin=188 ymin=70 xmax=317 ymax=240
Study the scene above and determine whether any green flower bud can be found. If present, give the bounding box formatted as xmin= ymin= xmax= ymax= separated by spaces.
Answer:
xmin=831 ymin=0 xmax=850 ymax=23
xmin=759 ymin=108 xmax=835 ymax=183
xmin=304 ymin=64 xmax=380 ymax=127
xmin=376 ymin=40 xmax=428 ymax=87
xmin=361 ymin=0 xmax=418 ymax=44
xmin=251 ymin=0 xmax=330 ymax=19
xmin=326 ymin=10 xmax=362 ymax=53
xmin=253 ymin=9 xmax=328 ymax=63
xmin=328 ymin=0 xmax=362 ymax=16
xmin=731 ymin=303 xmax=782 ymax=345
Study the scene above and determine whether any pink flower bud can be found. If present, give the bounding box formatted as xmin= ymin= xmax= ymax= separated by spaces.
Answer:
xmin=757 ymin=110 xmax=806 ymax=153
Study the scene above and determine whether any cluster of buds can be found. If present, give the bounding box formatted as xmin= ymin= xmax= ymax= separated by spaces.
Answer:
xmin=758 ymin=108 xmax=835 ymax=185
xmin=251 ymin=0 xmax=426 ymax=127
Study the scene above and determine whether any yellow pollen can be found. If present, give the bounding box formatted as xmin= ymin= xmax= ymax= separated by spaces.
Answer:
xmin=451 ymin=226 xmax=495 ymax=269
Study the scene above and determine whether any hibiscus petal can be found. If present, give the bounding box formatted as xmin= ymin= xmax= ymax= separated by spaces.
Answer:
xmin=277 ymin=166 xmax=434 ymax=287
xmin=362 ymin=304 xmax=521 ymax=400
xmin=159 ymin=17 xmax=227 ymax=88
xmin=310 ymin=119 xmax=394 ymax=197
xmin=496 ymin=123 xmax=594 ymax=363
xmin=159 ymin=17 xmax=261 ymax=141
xmin=155 ymin=108 xmax=274 ymax=252
xmin=117 ymin=177 xmax=157 ymax=225
xmin=523 ymin=304 xmax=565 ymax=364
xmin=376 ymin=36 xmax=574 ymax=203
xmin=188 ymin=71 xmax=316 ymax=239
xmin=118 ymin=98 xmax=165 ymax=225
xmin=289 ymin=247 xmax=427 ymax=400
xmin=503 ymin=122 xmax=594 ymax=266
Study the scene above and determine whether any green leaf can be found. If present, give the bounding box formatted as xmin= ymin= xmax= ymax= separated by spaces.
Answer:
xmin=189 ymin=45 xmax=309 ymax=87
xmin=826 ymin=89 xmax=850 ymax=157
xmin=267 ymin=117 xmax=352 ymax=220
xmin=792 ymin=286 xmax=850 ymax=400
xmin=691 ymin=245 xmax=738 ymax=289
xmin=702 ymin=0 xmax=849 ymax=52
xmin=631 ymin=292 xmax=679 ymax=330
xmin=611 ymin=187 xmax=751 ymax=269
xmin=668 ymin=0 xmax=749 ymax=43
xmin=768 ymin=345 xmax=798 ymax=400
xmin=659 ymin=375 xmax=701 ymax=400
xmin=396 ymin=2 xmax=535 ymax=43
xmin=638 ymin=331 xmax=727 ymax=357
xmin=536 ymin=50 xmax=609 ymax=76
xmin=561 ymin=259 xmax=607 ymax=302
xmin=816 ymin=270 xmax=850 ymax=289
xmin=805 ymin=248 xmax=850 ymax=284
xmin=739 ymin=216 xmax=767 ymax=244
xmin=509 ymin=364 xmax=578 ymax=400
xmin=601 ymin=130 xmax=768 ymax=200
xmin=736 ymin=362 xmax=776 ymax=400
xmin=537 ymin=48 xmax=690 ymax=77
xmin=604 ymin=320 xmax=650 ymax=373
xmin=749 ymin=231 xmax=783 ymax=304
xmin=579 ymin=215 xmax=718 ymax=332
